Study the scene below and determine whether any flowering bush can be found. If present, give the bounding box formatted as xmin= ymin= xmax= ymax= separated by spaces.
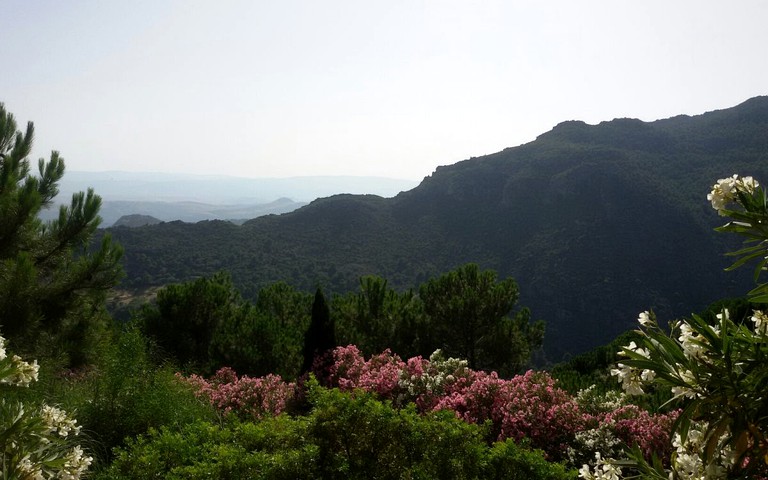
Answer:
xmin=321 ymin=346 xmax=674 ymax=462
xmin=182 ymin=367 xmax=295 ymax=419
xmin=0 ymin=334 xmax=92 ymax=479
xmin=581 ymin=175 xmax=768 ymax=479
xmin=181 ymin=347 xmax=676 ymax=465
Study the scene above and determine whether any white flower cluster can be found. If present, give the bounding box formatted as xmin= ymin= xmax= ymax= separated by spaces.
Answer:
xmin=575 ymin=385 xmax=627 ymax=415
xmin=707 ymin=174 xmax=759 ymax=215
xmin=40 ymin=405 xmax=81 ymax=437
xmin=0 ymin=334 xmax=92 ymax=480
xmin=60 ymin=445 xmax=93 ymax=480
xmin=578 ymin=452 xmax=623 ymax=480
xmin=568 ymin=425 xmax=622 ymax=470
xmin=610 ymin=341 xmax=654 ymax=395
xmin=670 ymin=369 xmax=698 ymax=399
xmin=637 ymin=311 xmax=654 ymax=328
xmin=18 ymin=455 xmax=44 ymax=480
xmin=397 ymin=349 xmax=468 ymax=396
xmin=0 ymin=354 xmax=40 ymax=387
xmin=670 ymin=422 xmax=732 ymax=479
xmin=752 ymin=310 xmax=768 ymax=336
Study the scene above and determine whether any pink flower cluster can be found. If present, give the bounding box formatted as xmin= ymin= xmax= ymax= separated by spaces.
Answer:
xmin=181 ymin=367 xmax=295 ymax=420
xmin=601 ymin=405 xmax=677 ymax=462
xmin=179 ymin=345 xmax=677 ymax=463
xmin=322 ymin=345 xmax=676 ymax=461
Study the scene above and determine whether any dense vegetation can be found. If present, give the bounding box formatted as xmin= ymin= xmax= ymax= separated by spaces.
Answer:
xmin=105 ymin=96 xmax=768 ymax=360
xmin=135 ymin=265 xmax=544 ymax=379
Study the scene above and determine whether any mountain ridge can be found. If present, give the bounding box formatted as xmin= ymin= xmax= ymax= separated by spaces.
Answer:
xmin=105 ymin=96 xmax=768 ymax=360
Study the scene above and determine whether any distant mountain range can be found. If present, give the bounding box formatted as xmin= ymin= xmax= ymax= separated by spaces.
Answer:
xmin=103 ymin=96 xmax=768 ymax=361
xmin=42 ymin=173 xmax=417 ymax=226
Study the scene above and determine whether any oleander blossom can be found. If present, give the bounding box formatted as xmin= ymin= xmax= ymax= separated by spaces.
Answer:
xmin=637 ymin=311 xmax=654 ymax=328
xmin=610 ymin=342 xmax=655 ymax=395
xmin=1 ymin=337 xmax=93 ymax=479
xmin=669 ymin=422 xmax=733 ymax=479
xmin=182 ymin=368 xmax=295 ymax=419
xmin=181 ymin=347 xmax=678 ymax=465
xmin=670 ymin=369 xmax=698 ymax=399
xmin=752 ymin=310 xmax=768 ymax=336
xmin=0 ymin=355 xmax=39 ymax=387
xmin=677 ymin=323 xmax=708 ymax=359
xmin=707 ymin=174 xmax=760 ymax=215
xmin=60 ymin=445 xmax=93 ymax=480
xmin=40 ymin=405 xmax=81 ymax=437
xmin=579 ymin=452 xmax=623 ymax=480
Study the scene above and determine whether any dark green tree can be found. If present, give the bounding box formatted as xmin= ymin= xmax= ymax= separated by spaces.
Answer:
xmin=302 ymin=287 xmax=335 ymax=376
xmin=419 ymin=263 xmax=542 ymax=372
xmin=332 ymin=275 xmax=424 ymax=357
xmin=138 ymin=272 xmax=242 ymax=371
xmin=0 ymin=103 xmax=123 ymax=365
xmin=211 ymin=281 xmax=312 ymax=378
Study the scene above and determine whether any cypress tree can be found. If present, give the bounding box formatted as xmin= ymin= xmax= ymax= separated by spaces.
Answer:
xmin=301 ymin=287 xmax=335 ymax=376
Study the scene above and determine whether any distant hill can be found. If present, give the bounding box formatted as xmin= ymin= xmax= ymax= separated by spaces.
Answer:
xmin=113 ymin=214 xmax=163 ymax=228
xmin=104 ymin=96 xmax=768 ymax=360
xmin=42 ymin=174 xmax=416 ymax=226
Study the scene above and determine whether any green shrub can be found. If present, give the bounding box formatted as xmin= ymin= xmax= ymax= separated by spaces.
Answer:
xmin=56 ymin=327 xmax=215 ymax=466
xmin=97 ymin=381 xmax=576 ymax=479
xmin=484 ymin=438 xmax=577 ymax=480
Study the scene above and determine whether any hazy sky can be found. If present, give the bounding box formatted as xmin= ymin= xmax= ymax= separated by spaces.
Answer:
xmin=2 ymin=1 xmax=767 ymax=181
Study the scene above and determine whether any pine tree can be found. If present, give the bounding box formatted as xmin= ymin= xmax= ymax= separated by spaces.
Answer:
xmin=0 ymin=103 xmax=123 ymax=365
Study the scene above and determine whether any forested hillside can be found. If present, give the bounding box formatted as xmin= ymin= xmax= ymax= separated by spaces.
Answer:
xmin=106 ymin=96 xmax=768 ymax=359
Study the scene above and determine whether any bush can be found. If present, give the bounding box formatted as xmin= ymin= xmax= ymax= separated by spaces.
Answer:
xmin=56 ymin=327 xmax=215 ymax=466
xmin=98 ymin=381 xmax=576 ymax=479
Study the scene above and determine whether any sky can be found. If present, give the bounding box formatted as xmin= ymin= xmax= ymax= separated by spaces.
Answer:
xmin=2 ymin=1 xmax=767 ymax=181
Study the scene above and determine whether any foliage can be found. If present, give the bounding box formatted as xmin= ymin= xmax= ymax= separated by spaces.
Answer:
xmin=55 ymin=327 xmax=215 ymax=466
xmin=97 ymin=382 xmax=577 ymax=480
xmin=419 ymin=263 xmax=535 ymax=371
xmin=0 ymin=333 xmax=92 ymax=479
xmin=580 ymin=175 xmax=768 ymax=479
xmin=0 ymin=103 xmax=123 ymax=366
xmin=138 ymin=274 xmax=311 ymax=378
xmin=138 ymin=272 xmax=242 ymax=372
xmin=331 ymin=275 xmax=425 ymax=358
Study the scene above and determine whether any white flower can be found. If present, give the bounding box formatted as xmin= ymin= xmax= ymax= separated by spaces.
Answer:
xmin=17 ymin=455 xmax=44 ymax=480
xmin=0 ymin=335 xmax=6 ymax=361
xmin=671 ymin=369 xmax=698 ymax=399
xmin=40 ymin=405 xmax=81 ymax=437
xmin=59 ymin=445 xmax=93 ymax=480
xmin=610 ymin=363 xmax=645 ymax=395
xmin=736 ymin=175 xmax=759 ymax=194
xmin=0 ymin=356 xmax=39 ymax=387
xmin=707 ymin=175 xmax=738 ymax=214
xmin=579 ymin=452 xmax=622 ymax=480
xmin=752 ymin=310 xmax=768 ymax=336
xmin=626 ymin=341 xmax=651 ymax=359
xmin=637 ymin=311 xmax=653 ymax=328
xmin=678 ymin=324 xmax=707 ymax=359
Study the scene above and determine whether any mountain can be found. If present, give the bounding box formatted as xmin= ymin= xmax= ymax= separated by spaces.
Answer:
xmin=42 ymin=173 xmax=418 ymax=226
xmin=103 ymin=97 xmax=768 ymax=360
xmin=113 ymin=214 xmax=163 ymax=228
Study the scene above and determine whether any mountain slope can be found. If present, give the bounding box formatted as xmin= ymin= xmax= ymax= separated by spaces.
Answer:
xmin=105 ymin=96 xmax=768 ymax=359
